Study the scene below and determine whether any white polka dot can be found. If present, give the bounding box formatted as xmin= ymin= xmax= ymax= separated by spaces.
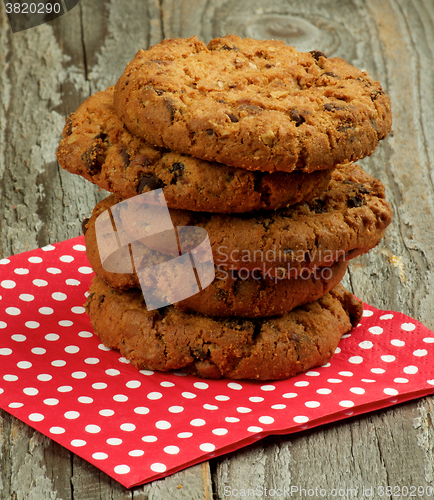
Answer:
xmin=168 ymin=406 xmax=184 ymax=413
xmin=413 ymin=349 xmax=428 ymax=357
xmin=33 ymin=279 xmax=48 ymax=287
xmin=32 ymin=348 xmax=46 ymax=355
xmin=260 ymin=384 xmax=276 ymax=390
xmin=118 ymin=357 xmax=130 ymax=364
xmin=9 ymin=402 xmax=23 ymax=408
xmin=128 ymin=450 xmax=144 ymax=457
xmin=200 ymin=443 xmax=215 ymax=452
xmin=51 ymin=360 xmax=66 ymax=367
xmin=12 ymin=334 xmax=26 ymax=342
xmin=177 ymin=432 xmax=192 ymax=438
xmin=427 ymin=380 xmax=434 ymax=386
xmin=341 ymin=333 xmax=352 ymax=339
xmin=29 ymin=413 xmax=44 ymax=422
xmin=73 ymin=244 xmax=86 ymax=251
xmin=294 ymin=381 xmax=309 ymax=387
xmin=0 ymin=322 xmax=6 ymax=329
xmin=147 ymin=392 xmax=162 ymax=400
xmin=85 ymin=358 xmax=99 ymax=365
xmin=338 ymin=371 xmax=353 ymax=377
xmin=6 ymin=307 xmax=20 ymax=316
xmin=368 ymin=326 xmax=383 ymax=335
xmin=305 ymin=401 xmax=320 ymax=408
xmin=190 ymin=418 xmax=206 ymax=426
xmin=394 ymin=378 xmax=408 ymax=384
xmin=42 ymin=244 xmax=55 ymax=251
xmin=78 ymin=266 xmax=93 ymax=274
xmin=362 ymin=379 xmax=376 ymax=383
xmin=150 ymin=463 xmax=166 ymax=473
xmin=50 ymin=427 xmax=65 ymax=435
xmin=204 ymin=404 xmax=218 ymax=410
xmin=59 ymin=320 xmax=73 ymax=327
xmin=215 ymin=395 xmax=230 ymax=401
xmin=0 ymin=348 xmax=12 ymax=356
xmin=19 ymin=294 xmax=34 ymax=302
xmin=181 ymin=392 xmax=197 ymax=399
xmin=248 ymin=426 xmax=263 ymax=433
xmin=391 ymin=339 xmax=405 ymax=347
xmin=113 ymin=394 xmax=128 ymax=402
xmin=334 ymin=347 xmax=341 ymax=354
xmin=349 ymin=356 xmax=363 ymax=364
xmin=236 ymin=407 xmax=252 ymax=414
xmin=249 ymin=397 xmax=264 ymax=403
xmin=317 ymin=388 xmax=332 ymax=395
xmin=142 ymin=435 xmax=158 ymax=442
xmin=258 ymin=416 xmax=274 ymax=424
xmin=86 ymin=425 xmax=101 ymax=434
xmin=305 ymin=371 xmax=321 ymax=377
xmin=139 ymin=369 xmax=154 ymax=375
xmin=350 ymin=387 xmax=365 ymax=395
xmin=25 ymin=321 xmax=39 ymax=330
xmin=156 ymin=420 xmax=171 ymax=430
xmin=134 ymin=407 xmax=149 ymax=415
xmin=404 ymin=365 xmax=418 ymax=374
xmin=384 ymin=388 xmax=399 ymax=396
xmin=71 ymin=306 xmax=85 ymax=314
xmin=64 ymin=411 xmax=80 ymax=419
xmin=194 ymin=382 xmax=209 ymax=390
xmin=23 ymin=387 xmax=38 ymax=396
xmin=160 ymin=381 xmax=174 ymax=387
xmin=1 ymin=280 xmax=16 ymax=289
xmin=43 ymin=398 xmax=59 ymax=406
xmin=293 ymin=416 xmax=309 ymax=424
xmin=46 ymin=267 xmax=61 ymax=274
xmin=362 ymin=310 xmax=373 ymax=317
xmin=79 ymin=331 xmax=93 ymax=338
xmin=212 ymin=428 xmax=228 ymax=436
xmin=59 ymin=255 xmax=74 ymax=263
xmin=339 ymin=400 xmax=355 ymax=408
xmin=78 ymin=396 xmax=93 ymax=404
xmin=423 ymin=337 xmax=434 ymax=344
xmin=15 ymin=268 xmax=30 ymax=275
xmin=4 ymin=374 xmax=18 ymax=382
xmin=126 ymin=380 xmax=141 ymax=389
xmin=71 ymin=440 xmax=86 ymax=447
xmin=381 ymin=355 xmax=396 ymax=362
xmin=92 ymin=382 xmax=107 ymax=390
xmin=164 ymin=445 xmax=179 ymax=454
xmin=0 ymin=259 xmax=10 ymax=264
xmin=371 ymin=368 xmax=386 ymax=374
xmin=72 ymin=371 xmax=87 ymax=379
xmin=99 ymin=409 xmax=115 ymax=417
xmin=93 ymin=452 xmax=108 ymax=460
xmin=66 ymin=279 xmax=81 ymax=286
xmin=225 ymin=417 xmax=240 ymax=423
xmin=120 ymin=423 xmax=136 ymax=432
xmin=107 ymin=438 xmax=122 ymax=446
xmin=271 ymin=404 xmax=287 ymax=410
xmin=227 ymin=382 xmax=243 ymax=390
xmin=39 ymin=307 xmax=54 ymax=315
xmin=57 ymin=386 xmax=73 ymax=393
xmin=401 ymin=323 xmax=416 ymax=331
xmin=380 ymin=314 xmax=394 ymax=320
xmin=29 ymin=257 xmax=43 ymax=264
xmin=359 ymin=341 xmax=373 ymax=349
xmin=105 ymin=369 xmax=120 ymax=376
xmin=282 ymin=392 xmax=298 ymax=398
xmin=327 ymin=378 xmax=342 ymax=384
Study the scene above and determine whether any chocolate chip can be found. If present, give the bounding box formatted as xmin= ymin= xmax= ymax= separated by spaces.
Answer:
xmin=154 ymin=88 xmax=166 ymax=96
xmin=324 ymin=102 xmax=345 ymax=112
xmin=206 ymin=129 xmax=214 ymax=135
xmin=164 ymin=98 xmax=177 ymax=122
xmin=65 ymin=113 xmax=74 ymax=136
xmin=218 ymin=99 xmax=226 ymax=104
xmin=137 ymin=174 xmax=164 ymax=193
xmin=309 ymin=50 xmax=327 ymax=60
xmin=322 ymin=71 xmax=340 ymax=79
xmin=98 ymin=295 xmax=105 ymax=303
xmin=347 ymin=194 xmax=365 ymax=208
xmin=371 ymin=89 xmax=384 ymax=101
xmin=226 ymin=113 xmax=238 ymax=123
xmin=169 ymin=162 xmax=185 ymax=184
xmin=265 ymin=63 xmax=273 ymax=68
xmin=81 ymin=218 xmax=89 ymax=235
xmin=221 ymin=44 xmax=238 ymax=51
xmin=81 ymin=143 xmax=106 ymax=175
xmin=120 ymin=149 xmax=130 ymax=168
xmin=94 ymin=132 xmax=108 ymax=142
xmin=358 ymin=185 xmax=371 ymax=194
xmin=289 ymin=109 xmax=305 ymax=127
xmin=310 ymin=198 xmax=327 ymax=214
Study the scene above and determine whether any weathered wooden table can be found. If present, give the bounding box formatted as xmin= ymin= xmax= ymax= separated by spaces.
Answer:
xmin=1 ymin=0 xmax=434 ymax=498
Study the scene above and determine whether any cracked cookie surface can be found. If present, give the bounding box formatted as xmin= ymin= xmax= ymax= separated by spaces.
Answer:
xmin=57 ymin=87 xmax=331 ymax=213
xmin=114 ymin=35 xmax=392 ymax=173
xmin=85 ymin=276 xmax=363 ymax=380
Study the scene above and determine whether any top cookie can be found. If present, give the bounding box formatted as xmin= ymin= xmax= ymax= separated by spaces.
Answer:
xmin=114 ymin=35 xmax=392 ymax=173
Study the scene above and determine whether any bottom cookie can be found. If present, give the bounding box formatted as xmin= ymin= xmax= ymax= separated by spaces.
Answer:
xmin=85 ymin=276 xmax=363 ymax=380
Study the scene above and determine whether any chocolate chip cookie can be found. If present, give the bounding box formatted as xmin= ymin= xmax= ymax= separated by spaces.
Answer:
xmin=57 ymin=87 xmax=332 ymax=213
xmin=86 ymin=276 xmax=363 ymax=380
xmin=114 ymin=35 xmax=392 ymax=173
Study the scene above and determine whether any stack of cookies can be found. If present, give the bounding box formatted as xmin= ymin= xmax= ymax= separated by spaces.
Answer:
xmin=57 ymin=35 xmax=392 ymax=380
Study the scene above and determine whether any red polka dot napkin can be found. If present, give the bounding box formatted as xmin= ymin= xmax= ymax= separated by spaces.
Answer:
xmin=1 ymin=236 xmax=434 ymax=488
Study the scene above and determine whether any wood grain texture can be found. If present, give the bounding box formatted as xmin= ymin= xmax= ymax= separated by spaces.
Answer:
xmin=1 ymin=0 xmax=434 ymax=498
